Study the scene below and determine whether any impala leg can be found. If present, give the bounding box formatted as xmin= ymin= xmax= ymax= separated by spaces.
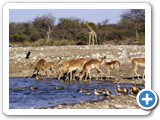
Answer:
xmin=57 ymin=70 xmax=63 ymax=80
xmin=142 ymin=69 xmax=145 ymax=80
xmin=69 ymin=71 xmax=72 ymax=82
xmin=106 ymin=68 xmax=110 ymax=80
xmin=79 ymin=73 xmax=83 ymax=82
xmin=133 ymin=66 xmax=140 ymax=80
xmin=88 ymin=70 xmax=91 ymax=81
xmin=106 ymin=67 xmax=108 ymax=80
xmin=45 ymin=70 xmax=48 ymax=77
xmin=36 ymin=69 xmax=39 ymax=76
xmin=96 ymin=67 xmax=102 ymax=80
xmin=50 ymin=67 xmax=55 ymax=74
xmin=65 ymin=72 xmax=69 ymax=81
xmin=116 ymin=68 xmax=120 ymax=80
xmin=132 ymin=65 xmax=136 ymax=80
xmin=135 ymin=66 xmax=140 ymax=79
xmin=85 ymin=71 xmax=88 ymax=81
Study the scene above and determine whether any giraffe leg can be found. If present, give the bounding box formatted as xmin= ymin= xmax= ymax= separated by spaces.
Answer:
xmin=95 ymin=35 xmax=98 ymax=45
xmin=89 ymin=35 xmax=91 ymax=45
xmin=92 ymin=36 xmax=94 ymax=45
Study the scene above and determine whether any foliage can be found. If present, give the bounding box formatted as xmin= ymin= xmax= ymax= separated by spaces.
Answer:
xmin=9 ymin=10 xmax=145 ymax=46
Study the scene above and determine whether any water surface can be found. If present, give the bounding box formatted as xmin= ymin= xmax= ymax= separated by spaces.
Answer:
xmin=9 ymin=78 xmax=144 ymax=109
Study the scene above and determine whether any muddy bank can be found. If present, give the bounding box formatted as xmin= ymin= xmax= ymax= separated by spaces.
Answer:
xmin=46 ymin=95 xmax=139 ymax=109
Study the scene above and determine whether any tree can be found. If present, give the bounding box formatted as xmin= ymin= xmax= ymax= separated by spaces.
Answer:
xmin=33 ymin=13 xmax=55 ymax=41
xmin=57 ymin=17 xmax=83 ymax=41
xmin=98 ymin=18 xmax=109 ymax=26
xmin=120 ymin=9 xmax=145 ymax=40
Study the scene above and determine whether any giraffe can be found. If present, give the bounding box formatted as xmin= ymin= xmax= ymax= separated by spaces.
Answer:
xmin=86 ymin=21 xmax=97 ymax=45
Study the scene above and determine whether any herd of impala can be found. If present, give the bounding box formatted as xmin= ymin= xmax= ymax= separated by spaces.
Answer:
xmin=31 ymin=56 xmax=145 ymax=82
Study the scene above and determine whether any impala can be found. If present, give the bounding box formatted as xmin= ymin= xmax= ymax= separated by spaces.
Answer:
xmin=39 ymin=61 xmax=54 ymax=77
xmin=32 ymin=59 xmax=46 ymax=76
xmin=132 ymin=58 xmax=145 ymax=80
xmin=57 ymin=58 xmax=89 ymax=81
xmin=105 ymin=60 xmax=121 ymax=80
xmin=66 ymin=58 xmax=89 ymax=81
xmin=79 ymin=58 xmax=105 ymax=81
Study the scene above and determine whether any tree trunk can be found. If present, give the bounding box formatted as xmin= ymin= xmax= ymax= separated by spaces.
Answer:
xmin=135 ymin=24 xmax=139 ymax=41
xmin=46 ymin=32 xmax=50 ymax=41
xmin=135 ymin=28 xmax=139 ymax=40
xmin=45 ymin=24 xmax=51 ymax=41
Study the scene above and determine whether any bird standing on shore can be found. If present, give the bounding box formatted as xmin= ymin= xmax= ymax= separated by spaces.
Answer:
xmin=26 ymin=51 xmax=31 ymax=59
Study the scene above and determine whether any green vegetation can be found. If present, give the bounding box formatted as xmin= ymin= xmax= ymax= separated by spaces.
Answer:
xmin=9 ymin=9 xmax=145 ymax=46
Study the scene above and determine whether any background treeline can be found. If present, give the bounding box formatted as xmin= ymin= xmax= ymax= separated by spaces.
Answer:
xmin=9 ymin=9 xmax=145 ymax=46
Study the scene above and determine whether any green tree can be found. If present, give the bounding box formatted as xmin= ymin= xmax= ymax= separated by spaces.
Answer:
xmin=119 ymin=9 xmax=145 ymax=40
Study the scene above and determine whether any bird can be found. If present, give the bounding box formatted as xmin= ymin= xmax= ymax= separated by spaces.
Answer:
xmin=115 ymin=85 xmax=128 ymax=95
xmin=85 ymin=90 xmax=91 ymax=95
xmin=54 ymin=86 xmax=64 ymax=90
xmin=94 ymin=89 xmax=100 ymax=96
xmin=129 ymin=84 xmax=140 ymax=95
xmin=25 ymin=51 xmax=31 ymax=59
xmin=102 ymin=89 xmax=111 ymax=96
xmin=77 ymin=88 xmax=83 ymax=93
xmin=30 ymin=87 xmax=38 ymax=91
xmin=94 ymin=89 xmax=102 ymax=96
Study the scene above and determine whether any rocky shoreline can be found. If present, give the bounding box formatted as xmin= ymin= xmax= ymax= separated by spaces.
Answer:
xmin=44 ymin=95 xmax=139 ymax=109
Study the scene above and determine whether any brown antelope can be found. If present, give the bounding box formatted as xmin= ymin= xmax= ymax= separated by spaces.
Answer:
xmin=57 ymin=58 xmax=71 ymax=79
xmin=59 ymin=58 xmax=89 ymax=81
xmin=57 ymin=58 xmax=89 ymax=81
xmin=58 ymin=57 xmax=71 ymax=66
xmin=39 ymin=61 xmax=54 ymax=77
xmin=79 ymin=58 xmax=105 ymax=81
xmin=105 ymin=60 xmax=121 ymax=80
xmin=32 ymin=59 xmax=46 ymax=76
xmin=132 ymin=58 xmax=145 ymax=80
xmin=57 ymin=57 xmax=76 ymax=79
xmin=67 ymin=58 xmax=88 ymax=80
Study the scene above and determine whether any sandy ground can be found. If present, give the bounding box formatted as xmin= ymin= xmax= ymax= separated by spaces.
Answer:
xmin=9 ymin=45 xmax=145 ymax=109
xmin=49 ymin=95 xmax=139 ymax=109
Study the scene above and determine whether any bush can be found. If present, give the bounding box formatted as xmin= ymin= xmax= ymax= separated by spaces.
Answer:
xmin=10 ymin=34 xmax=29 ymax=42
xmin=76 ymin=31 xmax=88 ymax=44
xmin=34 ymin=38 xmax=46 ymax=46
xmin=53 ymin=39 xmax=75 ymax=46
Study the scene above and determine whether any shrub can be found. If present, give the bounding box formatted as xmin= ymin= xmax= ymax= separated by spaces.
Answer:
xmin=10 ymin=34 xmax=29 ymax=42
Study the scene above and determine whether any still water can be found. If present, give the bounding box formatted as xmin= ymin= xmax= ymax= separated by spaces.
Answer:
xmin=9 ymin=78 xmax=143 ymax=109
